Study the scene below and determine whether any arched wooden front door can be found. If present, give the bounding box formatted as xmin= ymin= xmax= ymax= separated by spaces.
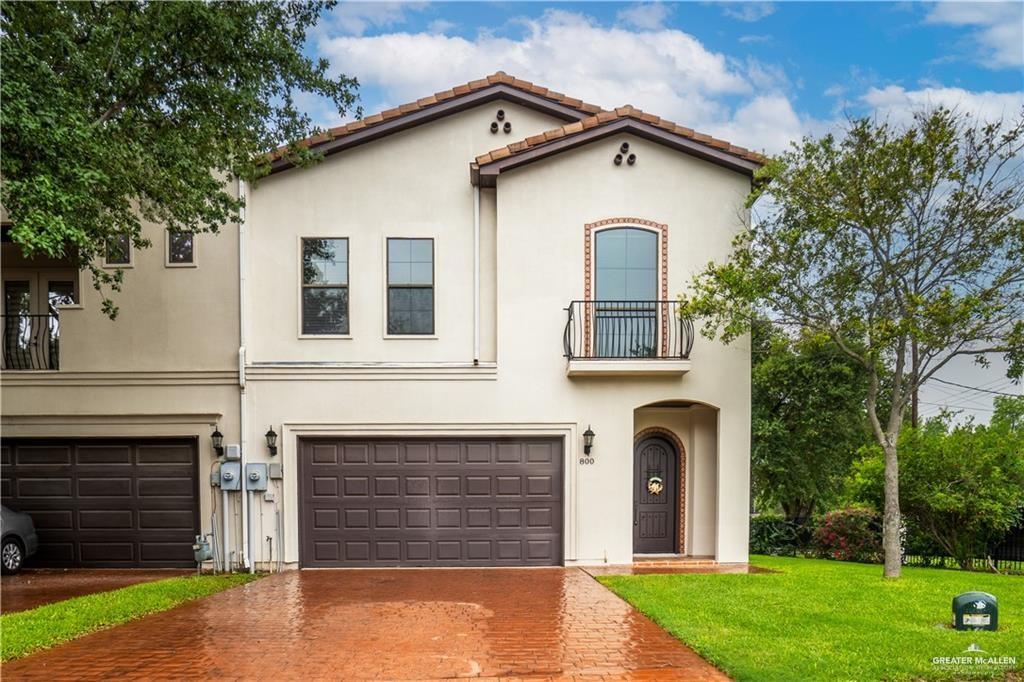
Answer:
xmin=633 ymin=437 xmax=679 ymax=554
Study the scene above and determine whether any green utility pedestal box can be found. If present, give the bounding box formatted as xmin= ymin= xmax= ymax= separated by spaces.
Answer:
xmin=952 ymin=591 xmax=998 ymax=631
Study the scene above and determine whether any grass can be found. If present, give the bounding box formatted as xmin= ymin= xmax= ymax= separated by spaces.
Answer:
xmin=598 ymin=556 xmax=1024 ymax=681
xmin=1 ymin=573 xmax=259 ymax=661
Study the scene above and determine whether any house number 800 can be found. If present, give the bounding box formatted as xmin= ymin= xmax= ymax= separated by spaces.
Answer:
xmin=578 ymin=457 xmax=595 ymax=465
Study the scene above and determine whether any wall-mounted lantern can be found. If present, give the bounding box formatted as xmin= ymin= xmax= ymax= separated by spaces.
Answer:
xmin=583 ymin=426 xmax=595 ymax=455
xmin=211 ymin=428 xmax=224 ymax=457
xmin=265 ymin=426 xmax=278 ymax=457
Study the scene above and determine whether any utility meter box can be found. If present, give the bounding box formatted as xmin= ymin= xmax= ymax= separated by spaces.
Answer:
xmin=953 ymin=591 xmax=998 ymax=631
xmin=219 ymin=461 xmax=242 ymax=491
xmin=223 ymin=444 xmax=241 ymax=461
xmin=245 ymin=463 xmax=268 ymax=492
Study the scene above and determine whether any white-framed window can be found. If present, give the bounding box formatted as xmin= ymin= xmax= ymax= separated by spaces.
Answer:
xmin=166 ymin=231 xmax=195 ymax=267
xmin=386 ymin=237 xmax=434 ymax=335
xmin=301 ymin=237 xmax=349 ymax=335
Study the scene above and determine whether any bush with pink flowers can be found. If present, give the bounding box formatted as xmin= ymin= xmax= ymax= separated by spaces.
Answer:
xmin=812 ymin=508 xmax=882 ymax=563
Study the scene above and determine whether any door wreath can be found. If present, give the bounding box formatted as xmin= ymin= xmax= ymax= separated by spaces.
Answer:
xmin=646 ymin=475 xmax=664 ymax=496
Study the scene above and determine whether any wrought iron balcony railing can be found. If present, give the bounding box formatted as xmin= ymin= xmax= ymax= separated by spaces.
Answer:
xmin=2 ymin=314 xmax=60 ymax=370
xmin=563 ymin=300 xmax=693 ymax=361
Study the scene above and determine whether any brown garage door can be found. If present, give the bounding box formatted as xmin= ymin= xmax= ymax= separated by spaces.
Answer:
xmin=299 ymin=437 xmax=563 ymax=567
xmin=0 ymin=438 xmax=200 ymax=568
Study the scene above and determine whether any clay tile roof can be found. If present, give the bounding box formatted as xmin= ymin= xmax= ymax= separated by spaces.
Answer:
xmin=268 ymin=72 xmax=608 ymax=163
xmin=474 ymin=105 xmax=767 ymax=168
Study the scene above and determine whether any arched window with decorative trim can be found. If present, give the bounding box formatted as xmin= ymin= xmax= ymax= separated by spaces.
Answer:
xmin=593 ymin=227 xmax=658 ymax=357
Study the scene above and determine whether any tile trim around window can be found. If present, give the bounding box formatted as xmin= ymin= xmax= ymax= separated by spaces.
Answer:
xmin=382 ymin=235 xmax=437 ymax=338
xmin=165 ymin=230 xmax=197 ymax=268
xmin=298 ymin=236 xmax=352 ymax=339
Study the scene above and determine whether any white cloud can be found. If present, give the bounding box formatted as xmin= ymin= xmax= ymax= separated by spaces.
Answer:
xmin=738 ymin=34 xmax=773 ymax=44
xmin=427 ymin=19 xmax=456 ymax=35
xmin=924 ymin=2 xmax=1023 ymax=69
xmin=313 ymin=7 xmax=1020 ymax=159
xmin=326 ymin=2 xmax=427 ymax=37
xmin=320 ymin=9 xmax=755 ymax=136
xmin=616 ymin=3 xmax=674 ymax=30
xmin=861 ymin=85 xmax=1024 ymax=126
xmin=721 ymin=2 xmax=776 ymax=22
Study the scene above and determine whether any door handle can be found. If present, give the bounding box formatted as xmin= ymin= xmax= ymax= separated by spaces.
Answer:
xmin=633 ymin=501 xmax=638 ymax=526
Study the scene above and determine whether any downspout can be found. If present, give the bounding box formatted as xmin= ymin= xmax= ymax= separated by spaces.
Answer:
xmin=473 ymin=185 xmax=481 ymax=365
xmin=238 ymin=178 xmax=251 ymax=571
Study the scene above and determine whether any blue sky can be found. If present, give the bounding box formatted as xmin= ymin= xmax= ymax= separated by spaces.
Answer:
xmin=305 ymin=1 xmax=1023 ymax=419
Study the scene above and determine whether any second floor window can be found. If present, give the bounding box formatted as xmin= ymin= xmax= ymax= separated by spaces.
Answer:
xmin=387 ymin=238 xmax=434 ymax=335
xmin=168 ymin=231 xmax=194 ymax=265
xmin=105 ymin=234 xmax=131 ymax=266
xmin=301 ymin=238 xmax=348 ymax=335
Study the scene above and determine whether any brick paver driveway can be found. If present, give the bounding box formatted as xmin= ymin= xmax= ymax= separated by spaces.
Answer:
xmin=2 ymin=569 xmax=191 ymax=613
xmin=2 ymin=567 xmax=727 ymax=681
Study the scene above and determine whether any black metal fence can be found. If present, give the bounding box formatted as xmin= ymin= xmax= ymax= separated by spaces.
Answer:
xmin=563 ymin=300 xmax=694 ymax=360
xmin=905 ymin=525 xmax=1024 ymax=573
xmin=2 ymin=314 xmax=60 ymax=370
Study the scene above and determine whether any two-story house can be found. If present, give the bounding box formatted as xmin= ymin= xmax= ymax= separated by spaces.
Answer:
xmin=2 ymin=73 xmax=760 ymax=571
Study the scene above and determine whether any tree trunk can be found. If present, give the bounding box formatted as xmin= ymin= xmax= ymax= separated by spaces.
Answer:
xmin=882 ymin=441 xmax=902 ymax=578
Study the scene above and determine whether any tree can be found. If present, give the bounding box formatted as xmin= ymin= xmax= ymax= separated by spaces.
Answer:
xmin=682 ymin=107 xmax=1024 ymax=577
xmin=848 ymin=396 xmax=1024 ymax=570
xmin=1 ymin=1 xmax=358 ymax=316
xmin=751 ymin=319 xmax=869 ymax=520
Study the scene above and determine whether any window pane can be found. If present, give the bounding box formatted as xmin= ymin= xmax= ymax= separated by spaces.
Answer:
xmin=168 ymin=232 xmax=194 ymax=264
xmin=303 ymin=239 xmax=348 ymax=285
xmin=596 ymin=228 xmax=656 ymax=301
xmin=48 ymin=281 xmax=76 ymax=312
xmin=387 ymin=238 xmax=411 ymax=265
xmin=408 ymin=261 xmax=433 ymax=286
xmin=302 ymin=287 xmax=349 ymax=335
xmin=409 ymin=238 xmax=433 ymax=263
xmin=388 ymin=238 xmax=433 ymax=285
xmin=388 ymin=286 xmax=433 ymax=334
xmin=625 ymin=229 xmax=657 ymax=268
xmin=106 ymin=234 xmax=131 ymax=264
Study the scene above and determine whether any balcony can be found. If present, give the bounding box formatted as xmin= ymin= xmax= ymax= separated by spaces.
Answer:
xmin=562 ymin=300 xmax=693 ymax=377
xmin=2 ymin=314 xmax=60 ymax=370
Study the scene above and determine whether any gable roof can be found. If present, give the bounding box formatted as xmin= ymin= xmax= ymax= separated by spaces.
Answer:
xmin=267 ymin=72 xmax=606 ymax=174
xmin=471 ymin=105 xmax=767 ymax=186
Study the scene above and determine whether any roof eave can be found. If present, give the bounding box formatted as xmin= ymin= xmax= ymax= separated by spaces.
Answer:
xmin=471 ymin=118 xmax=762 ymax=186
xmin=269 ymin=84 xmax=594 ymax=175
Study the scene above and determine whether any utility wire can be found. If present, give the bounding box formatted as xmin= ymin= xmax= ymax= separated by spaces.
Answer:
xmin=930 ymin=377 xmax=1022 ymax=397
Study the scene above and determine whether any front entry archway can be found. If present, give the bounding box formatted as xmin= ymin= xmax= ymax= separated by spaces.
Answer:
xmin=632 ymin=436 xmax=679 ymax=554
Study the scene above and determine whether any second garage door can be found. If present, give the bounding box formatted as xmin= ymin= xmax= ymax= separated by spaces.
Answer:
xmin=299 ymin=437 xmax=563 ymax=567
xmin=0 ymin=438 xmax=200 ymax=568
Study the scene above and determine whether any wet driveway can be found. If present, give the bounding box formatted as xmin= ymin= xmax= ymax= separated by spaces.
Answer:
xmin=1 ymin=569 xmax=192 ymax=614
xmin=1 ymin=567 xmax=727 ymax=680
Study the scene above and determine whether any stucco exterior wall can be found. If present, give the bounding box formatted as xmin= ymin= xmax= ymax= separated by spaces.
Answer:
xmin=246 ymin=100 xmax=565 ymax=364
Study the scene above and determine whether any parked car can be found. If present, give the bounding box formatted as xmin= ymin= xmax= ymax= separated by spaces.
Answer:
xmin=1 ymin=505 xmax=38 ymax=574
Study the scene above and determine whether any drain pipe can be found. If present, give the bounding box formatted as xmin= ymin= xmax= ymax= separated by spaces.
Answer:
xmin=238 ymin=178 xmax=251 ymax=572
xmin=473 ymin=185 xmax=480 ymax=365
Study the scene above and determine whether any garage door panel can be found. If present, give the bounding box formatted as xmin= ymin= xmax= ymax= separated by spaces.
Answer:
xmin=1 ymin=438 xmax=199 ymax=568
xmin=300 ymin=437 xmax=563 ymax=567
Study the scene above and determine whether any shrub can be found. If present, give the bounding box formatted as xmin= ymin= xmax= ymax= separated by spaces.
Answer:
xmin=750 ymin=514 xmax=800 ymax=556
xmin=813 ymin=508 xmax=882 ymax=563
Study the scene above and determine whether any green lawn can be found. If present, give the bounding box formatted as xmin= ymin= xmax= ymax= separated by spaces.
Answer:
xmin=599 ymin=556 xmax=1024 ymax=681
xmin=1 ymin=573 xmax=259 ymax=661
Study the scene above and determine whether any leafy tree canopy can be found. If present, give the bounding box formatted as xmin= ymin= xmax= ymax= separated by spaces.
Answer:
xmin=751 ymin=319 xmax=869 ymax=521
xmin=848 ymin=396 xmax=1024 ymax=570
xmin=682 ymin=107 xmax=1024 ymax=577
xmin=1 ymin=0 xmax=358 ymax=316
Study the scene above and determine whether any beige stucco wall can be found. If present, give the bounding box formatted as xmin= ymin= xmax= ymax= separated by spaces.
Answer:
xmin=246 ymin=100 xmax=565 ymax=364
